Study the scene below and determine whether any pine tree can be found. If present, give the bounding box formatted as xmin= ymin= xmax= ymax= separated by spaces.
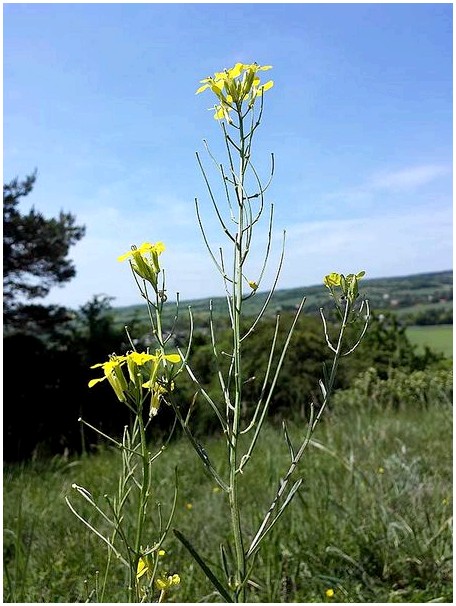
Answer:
xmin=3 ymin=171 xmax=85 ymax=333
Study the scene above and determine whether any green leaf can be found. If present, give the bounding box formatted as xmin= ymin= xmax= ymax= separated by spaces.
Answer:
xmin=322 ymin=361 xmax=330 ymax=386
xmin=173 ymin=529 xmax=233 ymax=602
xmin=220 ymin=543 xmax=231 ymax=583
xmin=247 ymin=478 xmax=303 ymax=559
xmin=282 ymin=421 xmax=295 ymax=461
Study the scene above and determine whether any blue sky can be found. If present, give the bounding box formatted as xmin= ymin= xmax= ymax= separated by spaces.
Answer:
xmin=4 ymin=3 xmax=453 ymax=309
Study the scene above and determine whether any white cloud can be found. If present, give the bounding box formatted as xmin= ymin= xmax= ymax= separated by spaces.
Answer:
xmin=368 ymin=164 xmax=452 ymax=192
xmin=278 ymin=207 xmax=452 ymax=288
xmin=42 ymin=199 xmax=226 ymax=308
xmin=42 ymin=161 xmax=452 ymax=309
xmin=321 ymin=163 xmax=452 ymax=214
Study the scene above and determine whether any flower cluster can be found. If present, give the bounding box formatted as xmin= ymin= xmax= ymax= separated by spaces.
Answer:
xmin=324 ymin=271 xmax=366 ymax=306
xmin=89 ymin=350 xmax=180 ymax=416
xmin=118 ymin=242 xmax=165 ymax=290
xmin=196 ymin=62 xmax=273 ymax=121
xmin=136 ymin=552 xmax=180 ymax=595
xmin=155 ymin=573 xmax=181 ymax=592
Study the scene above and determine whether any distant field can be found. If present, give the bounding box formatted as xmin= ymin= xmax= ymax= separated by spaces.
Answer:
xmin=407 ymin=325 xmax=453 ymax=358
xmin=113 ymin=269 xmax=453 ymax=328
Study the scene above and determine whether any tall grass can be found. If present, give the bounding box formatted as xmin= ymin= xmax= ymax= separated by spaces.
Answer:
xmin=4 ymin=383 xmax=452 ymax=603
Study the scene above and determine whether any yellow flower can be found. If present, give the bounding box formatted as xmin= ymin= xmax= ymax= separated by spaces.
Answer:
xmin=118 ymin=242 xmax=165 ymax=288
xmin=248 ymin=280 xmax=259 ymax=291
xmin=185 ymin=502 xmax=193 ymax=510
xmin=324 ymin=270 xmax=366 ymax=305
xmin=117 ymin=241 xmax=165 ymax=262
xmin=141 ymin=382 xmax=168 ymax=417
xmin=378 ymin=466 xmax=385 ymax=474
xmin=127 ymin=351 xmax=159 ymax=365
xmin=161 ymin=353 xmax=181 ymax=364
xmin=325 ymin=588 xmax=335 ymax=598
xmin=126 ymin=351 xmax=159 ymax=383
xmin=158 ymin=549 xmax=166 ymax=557
xmin=89 ymin=355 xmax=128 ymax=402
xmin=196 ymin=62 xmax=273 ymax=121
xmin=136 ymin=351 xmax=180 ymax=416
xmin=155 ymin=573 xmax=181 ymax=591
xmin=324 ymin=272 xmax=341 ymax=288
xmin=136 ymin=557 xmax=149 ymax=580
xmin=89 ymin=349 xmax=180 ymax=408
xmin=131 ymin=350 xmax=180 ymax=386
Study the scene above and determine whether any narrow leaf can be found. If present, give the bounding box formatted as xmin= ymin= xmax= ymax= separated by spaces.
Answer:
xmin=319 ymin=379 xmax=327 ymax=400
xmin=220 ymin=543 xmax=231 ymax=582
xmin=322 ymin=361 xmax=330 ymax=385
xmin=282 ymin=421 xmax=295 ymax=461
xmin=173 ymin=529 xmax=233 ymax=603
xmin=247 ymin=478 xmax=303 ymax=559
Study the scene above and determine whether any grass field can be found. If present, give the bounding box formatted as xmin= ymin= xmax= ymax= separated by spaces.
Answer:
xmin=407 ymin=324 xmax=453 ymax=358
xmin=4 ymin=388 xmax=452 ymax=603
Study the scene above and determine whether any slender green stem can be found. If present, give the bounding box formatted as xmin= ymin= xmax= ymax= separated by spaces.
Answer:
xmin=246 ymin=300 xmax=354 ymax=559
xmin=228 ymin=107 xmax=247 ymax=602
xmin=132 ymin=290 xmax=166 ymax=600
xmin=133 ymin=408 xmax=150 ymax=601
xmin=312 ymin=299 xmax=351 ymax=431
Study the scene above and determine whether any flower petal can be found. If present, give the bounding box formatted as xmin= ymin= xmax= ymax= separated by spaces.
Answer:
xmin=164 ymin=353 xmax=181 ymax=364
xmin=88 ymin=377 xmax=105 ymax=388
xmin=136 ymin=557 xmax=148 ymax=580
xmin=196 ymin=83 xmax=210 ymax=94
xmin=117 ymin=250 xmax=133 ymax=262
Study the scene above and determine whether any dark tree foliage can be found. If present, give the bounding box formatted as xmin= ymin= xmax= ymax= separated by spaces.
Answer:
xmin=3 ymin=171 xmax=85 ymax=331
xmin=4 ymin=300 xmax=444 ymax=461
xmin=174 ymin=314 xmax=332 ymax=436
xmin=174 ymin=309 xmax=444 ymax=437
xmin=3 ymin=295 xmax=130 ymax=462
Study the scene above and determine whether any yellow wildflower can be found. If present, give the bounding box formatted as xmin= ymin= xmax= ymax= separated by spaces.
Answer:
xmin=196 ymin=62 xmax=273 ymax=121
xmin=324 ymin=270 xmax=366 ymax=305
xmin=126 ymin=351 xmax=159 ymax=384
xmin=325 ymin=588 xmax=335 ymax=598
xmin=117 ymin=241 xmax=165 ymax=263
xmin=141 ymin=382 xmax=168 ymax=417
xmin=155 ymin=573 xmax=180 ymax=591
xmin=324 ymin=272 xmax=341 ymax=288
xmin=118 ymin=242 xmax=165 ymax=288
xmin=89 ymin=355 xmax=128 ymax=402
xmin=136 ymin=557 xmax=149 ymax=580
xmin=140 ymin=351 xmax=180 ymax=416
xmin=89 ymin=350 xmax=180 ymax=409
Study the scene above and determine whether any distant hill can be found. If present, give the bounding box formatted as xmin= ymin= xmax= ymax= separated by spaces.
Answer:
xmin=113 ymin=269 xmax=452 ymax=328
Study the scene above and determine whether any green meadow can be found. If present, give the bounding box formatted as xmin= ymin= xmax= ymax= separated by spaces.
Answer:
xmin=4 ymin=377 xmax=452 ymax=603
xmin=407 ymin=324 xmax=453 ymax=358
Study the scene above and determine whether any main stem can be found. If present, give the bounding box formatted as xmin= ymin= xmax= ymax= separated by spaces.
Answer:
xmin=229 ymin=111 xmax=247 ymax=602
xmin=134 ymin=412 xmax=150 ymax=602
xmin=133 ymin=295 xmax=165 ymax=602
